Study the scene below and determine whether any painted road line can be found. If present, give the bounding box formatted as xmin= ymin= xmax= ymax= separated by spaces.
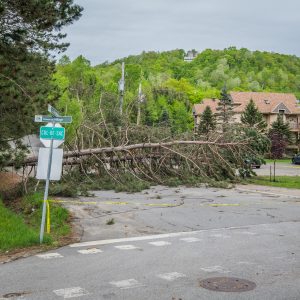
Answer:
xmin=208 ymin=203 xmax=240 ymax=207
xmin=236 ymin=187 xmax=300 ymax=199
xmin=180 ymin=237 xmax=202 ymax=243
xmin=200 ymin=266 xmax=230 ymax=273
xmin=49 ymin=200 xmax=98 ymax=205
xmin=157 ymin=272 xmax=186 ymax=281
xmin=104 ymin=201 xmax=129 ymax=205
xmin=69 ymin=222 xmax=295 ymax=248
xmin=145 ymin=203 xmax=177 ymax=207
xmin=70 ymin=232 xmax=202 ymax=248
xmin=104 ymin=201 xmax=177 ymax=207
xmin=114 ymin=245 xmax=139 ymax=250
xmin=51 ymin=200 xmax=178 ymax=207
xmin=109 ymin=279 xmax=144 ymax=289
xmin=149 ymin=241 xmax=171 ymax=246
xmin=210 ymin=233 xmax=231 ymax=239
xmin=36 ymin=253 xmax=63 ymax=259
xmin=53 ymin=287 xmax=89 ymax=298
xmin=77 ymin=248 xmax=103 ymax=255
xmin=238 ymin=231 xmax=257 ymax=235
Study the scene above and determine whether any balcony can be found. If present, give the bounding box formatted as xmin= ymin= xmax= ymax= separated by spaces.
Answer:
xmin=288 ymin=123 xmax=300 ymax=131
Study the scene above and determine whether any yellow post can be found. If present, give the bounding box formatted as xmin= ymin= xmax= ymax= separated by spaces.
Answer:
xmin=46 ymin=200 xmax=51 ymax=234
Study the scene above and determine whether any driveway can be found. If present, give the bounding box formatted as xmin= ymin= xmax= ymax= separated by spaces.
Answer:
xmin=255 ymin=161 xmax=300 ymax=176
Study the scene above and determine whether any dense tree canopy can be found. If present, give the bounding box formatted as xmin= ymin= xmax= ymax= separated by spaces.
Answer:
xmin=54 ymin=47 xmax=300 ymax=144
xmin=0 ymin=0 xmax=82 ymax=168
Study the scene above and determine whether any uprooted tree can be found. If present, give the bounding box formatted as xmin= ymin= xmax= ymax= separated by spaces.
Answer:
xmin=15 ymin=92 xmax=270 ymax=191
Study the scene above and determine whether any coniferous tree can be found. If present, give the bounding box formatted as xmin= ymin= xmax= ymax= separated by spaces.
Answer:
xmin=160 ymin=109 xmax=170 ymax=127
xmin=269 ymin=115 xmax=292 ymax=142
xmin=268 ymin=115 xmax=292 ymax=158
xmin=241 ymin=99 xmax=267 ymax=130
xmin=198 ymin=106 xmax=216 ymax=135
xmin=0 ymin=1 xmax=82 ymax=168
xmin=215 ymin=86 xmax=234 ymax=131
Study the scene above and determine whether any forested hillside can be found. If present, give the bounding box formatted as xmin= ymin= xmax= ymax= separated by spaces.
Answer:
xmin=52 ymin=47 xmax=300 ymax=139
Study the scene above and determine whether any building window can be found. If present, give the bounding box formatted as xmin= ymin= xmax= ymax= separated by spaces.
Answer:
xmin=279 ymin=109 xmax=285 ymax=114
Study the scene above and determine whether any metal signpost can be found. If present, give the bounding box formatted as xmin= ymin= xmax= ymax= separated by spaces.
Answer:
xmin=35 ymin=105 xmax=72 ymax=243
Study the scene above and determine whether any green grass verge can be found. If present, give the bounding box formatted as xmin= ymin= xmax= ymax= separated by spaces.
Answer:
xmin=265 ymin=159 xmax=292 ymax=164
xmin=246 ymin=176 xmax=300 ymax=189
xmin=0 ymin=193 xmax=70 ymax=253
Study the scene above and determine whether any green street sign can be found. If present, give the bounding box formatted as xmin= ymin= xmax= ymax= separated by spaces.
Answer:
xmin=48 ymin=104 xmax=61 ymax=117
xmin=40 ymin=126 xmax=65 ymax=140
xmin=35 ymin=115 xmax=72 ymax=124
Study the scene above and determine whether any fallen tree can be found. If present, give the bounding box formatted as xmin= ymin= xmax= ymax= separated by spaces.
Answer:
xmin=11 ymin=139 xmax=249 ymax=166
xmin=6 ymin=98 xmax=270 ymax=192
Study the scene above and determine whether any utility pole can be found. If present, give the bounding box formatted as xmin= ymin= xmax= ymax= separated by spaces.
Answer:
xmin=137 ymin=83 xmax=142 ymax=125
xmin=119 ymin=62 xmax=125 ymax=116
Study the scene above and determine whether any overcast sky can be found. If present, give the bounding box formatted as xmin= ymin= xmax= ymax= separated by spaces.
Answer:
xmin=60 ymin=0 xmax=300 ymax=65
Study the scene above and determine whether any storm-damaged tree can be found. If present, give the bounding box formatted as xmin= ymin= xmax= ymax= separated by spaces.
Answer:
xmin=0 ymin=0 xmax=83 ymax=168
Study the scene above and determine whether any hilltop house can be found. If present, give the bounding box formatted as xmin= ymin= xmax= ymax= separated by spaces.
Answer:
xmin=193 ymin=92 xmax=300 ymax=141
xmin=184 ymin=50 xmax=198 ymax=62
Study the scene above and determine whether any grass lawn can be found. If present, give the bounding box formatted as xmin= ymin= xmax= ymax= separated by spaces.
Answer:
xmin=0 ymin=193 xmax=71 ymax=253
xmin=265 ymin=159 xmax=292 ymax=164
xmin=247 ymin=176 xmax=300 ymax=189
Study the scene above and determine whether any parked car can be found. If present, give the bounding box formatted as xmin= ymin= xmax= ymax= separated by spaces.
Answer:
xmin=244 ymin=158 xmax=262 ymax=169
xmin=292 ymin=154 xmax=300 ymax=165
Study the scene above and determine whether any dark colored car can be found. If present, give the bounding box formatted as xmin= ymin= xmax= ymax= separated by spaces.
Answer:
xmin=292 ymin=154 xmax=300 ymax=165
xmin=244 ymin=158 xmax=262 ymax=169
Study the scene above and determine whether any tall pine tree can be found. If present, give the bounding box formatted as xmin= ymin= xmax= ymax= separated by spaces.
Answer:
xmin=268 ymin=115 xmax=292 ymax=158
xmin=198 ymin=106 xmax=216 ymax=135
xmin=269 ymin=115 xmax=292 ymax=142
xmin=215 ymin=86 xmax=234 ymax=131
xmin=241 ymin=99 xmax=267 ymax=130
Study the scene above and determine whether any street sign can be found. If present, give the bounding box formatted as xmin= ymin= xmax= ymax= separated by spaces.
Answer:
xmin=40 ymin=126 xmax=65 ymax=140
xmin=36 ymin=148 xmax=63 ymax=181
xmin=40 ymin=123 xmax=64 ymax=148
xmin=35 ymin=105 xmax=72 ymax=244
xmin=48 ymin=104 xmax=61 ymax=117
xmin=35 ymin=115 xmax=72 ymax=124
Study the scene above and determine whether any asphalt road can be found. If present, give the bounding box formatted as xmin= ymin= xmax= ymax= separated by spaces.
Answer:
xmin=1 ymin=186 xmax=300 ymax=299
xmin=255 ymin=161 xmax=300 ymax=176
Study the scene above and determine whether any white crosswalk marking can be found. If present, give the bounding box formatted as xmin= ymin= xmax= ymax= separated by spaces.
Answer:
xmin=109 ymin=279 xmax=144 ymax=289
xmin=114 ymin=245 xmax=139 ymax=250
xmin=210 ymin=233 xmax=230 ymax=239
xmin=149 ymin=241 xmax=171 ymax=246
xmin=157 ymin=272 xmax=186 ymax=281
xmin=77 ymin=248 xmax=103 ymax=254
xmin=180 ymin=237 xmax=201 ymax=243
xmin=200 ymin=265 xmax=230 ymax=273
xmin=36 ymin=253 xmax=63 ymax=259
xmin=53 ymin=287 xmax=89 ymax=298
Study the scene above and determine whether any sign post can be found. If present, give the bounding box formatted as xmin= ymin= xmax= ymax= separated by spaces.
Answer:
xmin=39 ymin=133 xmax=54 ymax=243
xmin=35 ymin=106 xmax=72 ymax=243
